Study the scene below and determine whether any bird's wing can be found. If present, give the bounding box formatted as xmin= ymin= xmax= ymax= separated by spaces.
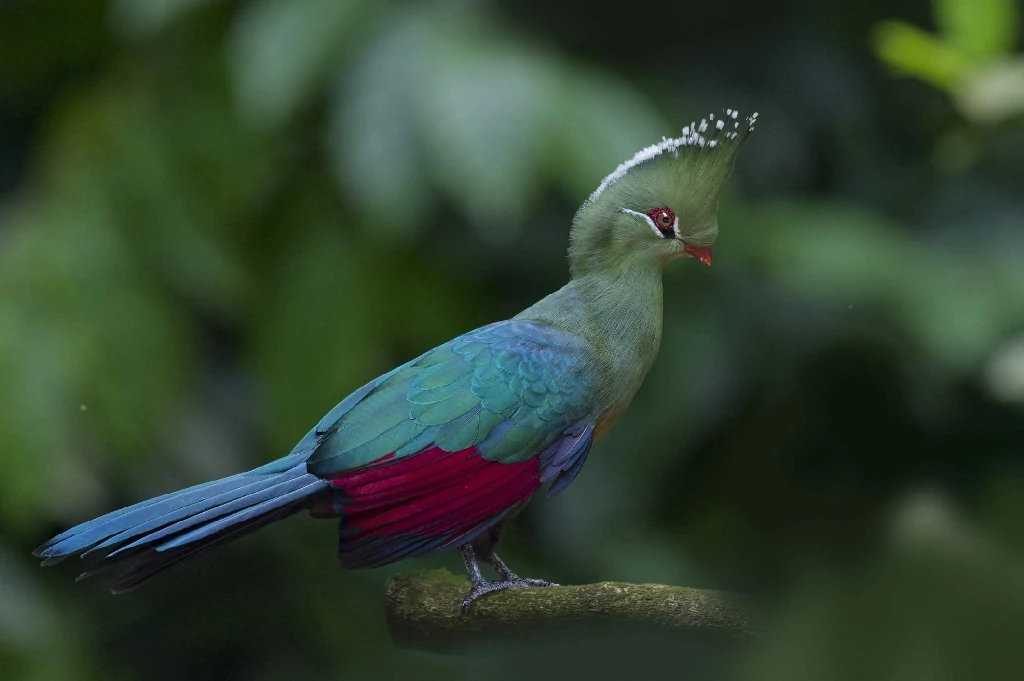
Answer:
xmin=306 ymin=319 xmax=595 ymax=474
xmin=301 ymin=319 xmax=598 ymax=567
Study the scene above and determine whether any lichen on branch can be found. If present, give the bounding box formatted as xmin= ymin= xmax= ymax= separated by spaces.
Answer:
xmin=385 ymin=569 xmax=757 ymax=654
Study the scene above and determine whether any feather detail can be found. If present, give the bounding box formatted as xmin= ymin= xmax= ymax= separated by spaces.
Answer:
xmin=33 ymin=457 xmax=329 ymax=590
xmin=539 ymin=421 xmax=594 ymax=485
xmin=329 ymin=445 xmax=541 ymax=569
xmin=306 ymin=319 xmax=596 ymax=478
xmin=34 ymin=452 xmax=307 ymax=561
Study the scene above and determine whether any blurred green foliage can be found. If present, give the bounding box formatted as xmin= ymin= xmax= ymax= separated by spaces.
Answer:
xmin=875 ymin=0 xmax=1024 ymax=126
xmin=1 ymin=0 xmax=1022 ymax=679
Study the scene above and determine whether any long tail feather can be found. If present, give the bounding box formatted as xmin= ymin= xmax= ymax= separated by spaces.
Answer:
xmin=34 ymin=453 xmax=329 ymax=591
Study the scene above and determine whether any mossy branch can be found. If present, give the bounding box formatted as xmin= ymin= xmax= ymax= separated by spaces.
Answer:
xmin=385 ymin=569 xmax=758 ymax=654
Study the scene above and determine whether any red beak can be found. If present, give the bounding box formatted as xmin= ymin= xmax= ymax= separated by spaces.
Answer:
xmin=683 ymin=243 xmax=713 ymax=266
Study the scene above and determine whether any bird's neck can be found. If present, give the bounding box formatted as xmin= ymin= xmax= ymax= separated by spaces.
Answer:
xmin=517 ymin=260 xmax=664 ymax=436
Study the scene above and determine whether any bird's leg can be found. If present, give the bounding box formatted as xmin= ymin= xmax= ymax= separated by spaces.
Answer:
xmin=459 ymin=544 xmax=509 ymax=613
xmin=458 ymin=543 xmax=558 ymax=614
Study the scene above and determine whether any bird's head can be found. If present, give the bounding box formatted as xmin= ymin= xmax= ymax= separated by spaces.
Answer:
xmin=569 ymin=109 xmax=756 ymax=276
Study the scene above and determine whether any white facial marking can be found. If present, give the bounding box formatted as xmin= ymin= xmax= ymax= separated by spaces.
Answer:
xmin=620 ymin=208 xmax=679 ymax=239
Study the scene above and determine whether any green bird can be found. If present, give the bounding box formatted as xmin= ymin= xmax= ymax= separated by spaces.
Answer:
xmin=35 ymin=109 xmax=756 ymax=612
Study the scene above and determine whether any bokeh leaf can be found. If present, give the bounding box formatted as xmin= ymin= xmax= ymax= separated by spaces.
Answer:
xmin=415 ymin=37 xmax=561 ymax=238
xmin=955 ymin=57 xmax=1024 ymax=123
xmin=739 ymin=493 xmax=1024 ymax=681
xmin=744 ymin=202 xmax=1024 ymax=370
xmin=934 ymin=0 xmax=1020 ymax=60
xmin=329 ymin=11 xmax=433 ymax=238
xmin=873 ymin=20 xmax=975 ymax=88
xmin=249 ymin=203 xmax=382 ymax=448
xmin=111 ymin=0 xmax=217 ymax=38
xmin=554 ymin=71 xmax=668 ymax=199
xmin=229 ymin=0 xmax=368 ymax=127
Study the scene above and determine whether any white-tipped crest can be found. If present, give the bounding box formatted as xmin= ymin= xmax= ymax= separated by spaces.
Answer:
xmin=585 ymin=109 xmax=758 ymax=205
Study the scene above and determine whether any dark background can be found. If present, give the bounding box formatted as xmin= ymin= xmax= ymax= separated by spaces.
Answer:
xmin=2 ymin=0 xmax=1023 ymax=679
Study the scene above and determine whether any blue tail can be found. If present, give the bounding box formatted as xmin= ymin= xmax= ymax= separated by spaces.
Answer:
xmin=33 ymin=452 xmax=329 ymax=592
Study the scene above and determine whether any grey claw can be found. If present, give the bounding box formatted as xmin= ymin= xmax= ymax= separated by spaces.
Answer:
xmin=460 ymin=577 xmax=559 ymax=614
xmin=459 ymin=544 xmax=558 ymax=614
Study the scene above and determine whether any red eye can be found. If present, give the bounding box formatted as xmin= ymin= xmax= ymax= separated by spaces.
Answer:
xmin=647 ymin=207 xmax=675 ymax=232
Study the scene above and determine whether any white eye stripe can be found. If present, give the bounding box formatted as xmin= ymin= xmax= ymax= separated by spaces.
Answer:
xmin=620 ymin=208 xmax=679 ymax=239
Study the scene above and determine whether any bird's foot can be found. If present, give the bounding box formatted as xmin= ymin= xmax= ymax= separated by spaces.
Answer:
xmin=488 ymin=551 xmax=558 ymax=586
xmin=458 ymin=544 xmax=559 ymax=614
xmin=460 ymin=576 xmax=558 ymax=614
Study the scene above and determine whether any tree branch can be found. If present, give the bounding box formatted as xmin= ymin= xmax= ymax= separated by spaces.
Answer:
xmin=385 ymin=569 xmax=758 ymax=654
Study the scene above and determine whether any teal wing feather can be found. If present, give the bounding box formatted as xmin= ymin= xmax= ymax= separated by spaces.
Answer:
xmin=305 ymin=321 xmax=596 ymax=478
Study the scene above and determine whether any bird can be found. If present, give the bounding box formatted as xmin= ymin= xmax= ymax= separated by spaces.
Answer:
xmin=34 ymin=108 xmax=757 ymax=613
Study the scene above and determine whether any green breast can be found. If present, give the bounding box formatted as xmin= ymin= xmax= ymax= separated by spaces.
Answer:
xmin=517 ymin=262 xmax=665 ymax=441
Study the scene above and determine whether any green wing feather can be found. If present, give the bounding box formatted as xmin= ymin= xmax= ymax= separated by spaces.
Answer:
xmin=304 ymin=320 xmax=596 ymax=478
